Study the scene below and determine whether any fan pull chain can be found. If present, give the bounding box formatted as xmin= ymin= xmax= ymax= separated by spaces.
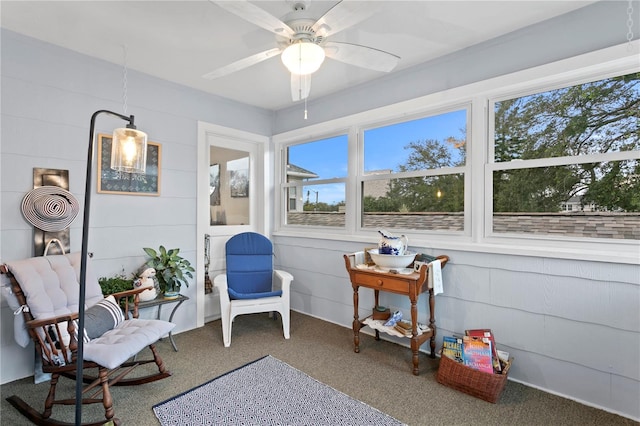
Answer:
xmin=122 ymin=44 xmax=129 ymax=115
xmin=304 ymin=97 xmax=308 ymax=120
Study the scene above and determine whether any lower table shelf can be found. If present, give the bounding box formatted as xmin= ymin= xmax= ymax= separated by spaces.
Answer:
xmin=362 ymin=316 xmax=431 ymax=338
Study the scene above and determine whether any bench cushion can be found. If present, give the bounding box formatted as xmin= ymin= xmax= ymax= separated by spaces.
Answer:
xmin=85 ymin=319 xmax=175 ymax=369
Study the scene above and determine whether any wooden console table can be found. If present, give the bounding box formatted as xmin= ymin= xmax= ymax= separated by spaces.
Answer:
xmin=343 ymin=253 xmax=449 ymax=375
xmin=133 ymin=294 xmax=188 ymax=351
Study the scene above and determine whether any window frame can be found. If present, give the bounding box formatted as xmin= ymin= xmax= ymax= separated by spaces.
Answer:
xmin=279 ymin=130 xmax=351 ymax=232
xmin=273 ymin=42 xmax=640 ymax=264
xmin=356 ymin=105 xmax=472 ymax=236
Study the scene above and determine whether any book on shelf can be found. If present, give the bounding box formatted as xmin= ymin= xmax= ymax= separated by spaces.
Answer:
xmin=462 ymin=335 xmax=494 ymax=374
xmin=442 ymin=335 xmax=463 ymax=363
xmin=465 ymin=328 xmax=501 ymax=373
xmin=393 ymin=320 xmax=413 ymax=336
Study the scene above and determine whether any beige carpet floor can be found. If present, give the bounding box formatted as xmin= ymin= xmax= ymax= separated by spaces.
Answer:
xmin=1 ymin=311 xmax=637 ymax=425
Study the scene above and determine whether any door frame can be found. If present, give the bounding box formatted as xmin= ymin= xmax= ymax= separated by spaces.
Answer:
xmin=196 ymin=121 xmax=270 ymax=326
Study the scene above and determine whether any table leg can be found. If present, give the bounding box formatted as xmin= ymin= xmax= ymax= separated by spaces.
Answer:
xmin=374 ymin=289 xmax=380 ymax=341
xmin=167 ymin=299 xmax=186 ymax=351
xmin=156 ymin=304 xmax=164 ymax=344
xmin=429 ymin=289 xmax=436 ymax=358
xmin=410 ymin=296 xmax=420 ymax=375
xmin=353 ymin=285 xmax=360 ymax=353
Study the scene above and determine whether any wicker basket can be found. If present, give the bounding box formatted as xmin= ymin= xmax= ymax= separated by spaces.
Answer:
xmin=436 ymin=354 xmax=513 ymax=403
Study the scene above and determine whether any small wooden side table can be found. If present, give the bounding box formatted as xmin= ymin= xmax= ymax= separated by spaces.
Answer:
xmin=343 ymin=253 xmax=449 ymax=375
xmin=135 ymin=294 xmax=189 ymax=351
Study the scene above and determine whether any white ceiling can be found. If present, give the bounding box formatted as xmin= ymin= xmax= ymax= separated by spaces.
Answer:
xmin=1 ymin=1 xmax=597 ymax=111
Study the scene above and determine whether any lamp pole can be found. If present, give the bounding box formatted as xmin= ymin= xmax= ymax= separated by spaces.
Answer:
xmin=76 ymin=110 xmax=146 ymax=426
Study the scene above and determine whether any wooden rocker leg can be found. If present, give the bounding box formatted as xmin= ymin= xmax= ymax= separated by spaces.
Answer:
xmin=5 ymin=368 xmax=121 ymax=426
xmin=69 ymin=344 xmax=171 ymax=386
xmin=112 ymin=343 xmax=171 ymax=386
xmin=6 ymin=395 xmax=121 ymax=426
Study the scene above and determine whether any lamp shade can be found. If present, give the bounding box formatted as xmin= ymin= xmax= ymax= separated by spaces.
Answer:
xmin=110 ymin=127 xmax=148 ymax=173
xmin=281 ymin=41 xmax=325 ymax=75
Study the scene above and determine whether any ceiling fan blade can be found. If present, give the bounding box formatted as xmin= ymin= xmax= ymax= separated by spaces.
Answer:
xmin=312 ymin=1 xmax=381 ymax=38
xmin=211 ymin=1 xmax=295 ymax=38
xmin=291 ymin=73 xmax=311 ymax=102
xmin=202 ymin=48 xmax=281 ymax=79
xmin=324 ymin=41 xmax=400 ymax=73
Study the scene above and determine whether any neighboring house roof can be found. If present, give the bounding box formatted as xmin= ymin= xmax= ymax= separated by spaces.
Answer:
xmin=287 ymin=164 xmax=318 ymax=179
xmin=364 ymin=169 xmax=392 ymax=199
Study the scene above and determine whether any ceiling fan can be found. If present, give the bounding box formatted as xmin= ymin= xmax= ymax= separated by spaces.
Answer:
xmin=203 ymin=0 xmax=400 ymax=102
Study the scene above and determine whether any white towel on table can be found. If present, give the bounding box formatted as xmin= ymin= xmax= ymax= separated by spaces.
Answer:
xmin=428 ymin=259 xmax=443 ymax=295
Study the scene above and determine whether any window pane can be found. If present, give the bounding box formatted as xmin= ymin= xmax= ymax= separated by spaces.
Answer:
xmin=494 ymin=73 xmax=640 ymax=162
xmin=364 ymin=110 xmax=467 ymax=173
xmin=493 ymin=160 xmax=639 ymax=239
xmin=362 ymin=175 xmax=464 ymax=231
xmin=286 ymin=183 xmax=346 ymax=227
xmin=287 ymin=134 xmax=348 ymax=181
xmin=209 ymin=146 xmax=250 ymax=226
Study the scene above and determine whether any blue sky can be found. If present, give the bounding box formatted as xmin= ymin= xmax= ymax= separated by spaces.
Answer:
xmin=289 ymin=109 xmax=467 ymax=204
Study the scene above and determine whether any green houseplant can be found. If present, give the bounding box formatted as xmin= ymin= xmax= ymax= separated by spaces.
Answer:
xmin=98 ymin=273 xmax=135 ymax=306
xmin=98 ymin=274 xmax=134 ymax=296
xmin=143 ymin=245 xmax=194 ymax=299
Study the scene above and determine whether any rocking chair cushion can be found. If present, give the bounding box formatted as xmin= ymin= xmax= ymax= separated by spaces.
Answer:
xmin=2 ymin=285 xmax=30 ymax=348
xmin=84 ymin=319 xmax=175 ymax=369
xmin=6 ymin=253 xmax=104 ymax=347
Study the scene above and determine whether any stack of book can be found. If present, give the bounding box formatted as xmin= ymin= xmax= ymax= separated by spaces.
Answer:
xmin=441 ymin=329 xmax=509 ymax=374
xmin=393 ymin=320 xmax=413 ymax=336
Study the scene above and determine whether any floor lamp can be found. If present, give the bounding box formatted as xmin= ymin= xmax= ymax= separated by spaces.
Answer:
xmin=76 ymin=110 xmax=147 ymax=425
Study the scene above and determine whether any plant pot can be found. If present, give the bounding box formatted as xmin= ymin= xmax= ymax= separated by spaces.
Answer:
xmin=163 ymin=291 xmax=180 ymax=300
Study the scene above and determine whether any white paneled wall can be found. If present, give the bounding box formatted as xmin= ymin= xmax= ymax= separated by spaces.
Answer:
xmin=273 ymin=235 xmax=640 ymax=421
xmin=0 ymin=29 xmax=272 ymax=384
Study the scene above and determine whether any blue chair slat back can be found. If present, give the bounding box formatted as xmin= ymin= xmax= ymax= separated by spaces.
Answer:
xmin=225 ymin=232 xmax=282 ymax=300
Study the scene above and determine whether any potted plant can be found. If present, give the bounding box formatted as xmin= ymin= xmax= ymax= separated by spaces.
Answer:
xmin=98 ymin=274 xmax=134 ymax=296
xmin=143 ymin=245 xmax=194 ymax=299
xmin=98 ymin=272 xmax=136 ymax=307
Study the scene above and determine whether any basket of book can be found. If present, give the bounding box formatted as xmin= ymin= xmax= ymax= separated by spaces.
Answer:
xmin=436 ymin=330 xmax=512 ymax=403
xmin=436 ymin=352 xmax=512 ymax=403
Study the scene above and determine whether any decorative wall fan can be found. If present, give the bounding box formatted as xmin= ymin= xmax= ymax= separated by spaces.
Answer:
xmin=203 ymin=0 xmax=400 ymax=102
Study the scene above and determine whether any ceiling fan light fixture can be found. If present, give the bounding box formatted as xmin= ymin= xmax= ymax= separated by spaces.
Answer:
xmin=281 ymin=41 xmax=325 ymax=75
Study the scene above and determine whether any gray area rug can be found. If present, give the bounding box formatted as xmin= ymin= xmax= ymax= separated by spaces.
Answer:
xmin=153 ymin=355 xmax=405 ymax=425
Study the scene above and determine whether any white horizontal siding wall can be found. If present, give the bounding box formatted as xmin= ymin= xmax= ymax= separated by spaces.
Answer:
xmin=0 ymin=30 xmax=273 ymax=384
xmin=272 ymin=235 xmax=640 ymax=420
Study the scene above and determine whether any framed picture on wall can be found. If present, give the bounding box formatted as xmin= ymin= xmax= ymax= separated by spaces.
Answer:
xmin=97 ymin=134 xmax=161 ymax=195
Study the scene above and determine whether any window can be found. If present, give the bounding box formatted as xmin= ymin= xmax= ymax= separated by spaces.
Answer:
xmin=361 ymin=110 xmax=468 ymax=233
xmin=274 ymin=45 xmax=638 ymax=262
xmin=283 ymin=134 xmax=348 ymax=228
xmin=209 ymin=146 xmax=251 ymax=226
xmin=490 ymin=72 xmax=640 ymax=239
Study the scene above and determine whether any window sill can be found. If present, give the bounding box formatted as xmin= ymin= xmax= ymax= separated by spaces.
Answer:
xmin=272 ymin=229 xmax=639 ymax=265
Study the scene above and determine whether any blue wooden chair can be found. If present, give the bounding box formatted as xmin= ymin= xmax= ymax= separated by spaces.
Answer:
xmin=214 ymin=232 xmax=293 ymax=347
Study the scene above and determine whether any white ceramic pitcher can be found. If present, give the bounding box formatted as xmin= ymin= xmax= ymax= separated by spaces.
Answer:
xmin=378 ymin=230 xmax=408 ymax=255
